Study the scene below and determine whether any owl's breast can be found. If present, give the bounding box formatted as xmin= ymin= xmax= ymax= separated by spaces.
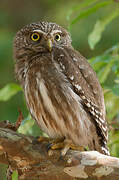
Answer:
xmin=24 ymin=63 xmax=97 ymax=147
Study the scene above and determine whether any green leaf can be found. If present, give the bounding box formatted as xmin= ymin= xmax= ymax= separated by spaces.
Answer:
xmin=88 ymin=9 xmax=119 ymax=49
xmin=99 ymin=58 xmax=115 ymax=84
xmin=0 ymin=83 xmax=22 ymax=101
xmin=111 ymin=83 xmax=119 ymax=96
xmin=71 ymin=1 xmax=112 ymax=25
xmin=71 ymin=0 xmax=100 ymax=12
xmin=12 ymin=170 xmax=18 ymax=180
xmin=18 ymin=114 xmax=46 ymax=136
xmin=89 ymin=54 xmax=112 ymax=75
xmin=108 ymin=131 xmax=119 ymax=157
xmin=18 ymin=114 xmax=35 ymax=134
xmin=67 ymin=0 xmax=99 ymax=22
xmin=105 ymin=91 xmax=119 ymax=120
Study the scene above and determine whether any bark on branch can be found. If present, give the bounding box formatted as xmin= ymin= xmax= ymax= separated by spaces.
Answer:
xmin=0 ymin=124 xmax=119 ymax=180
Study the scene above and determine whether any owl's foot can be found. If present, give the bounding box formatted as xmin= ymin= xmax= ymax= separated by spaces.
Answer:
xmin=48 ymin=139 xmax=84 ymax=156
xmin=35 ymin=137 xmax=84 ymax=156
xmin=62 ymin=140 xmax=84 ymax=156
xmin=36 ymin=136 xmax=65 ymax=156
xmin=35 ymin=136 xmax=65 ymax=150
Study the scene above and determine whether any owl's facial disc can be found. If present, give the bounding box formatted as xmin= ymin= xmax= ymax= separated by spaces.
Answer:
xmin=32 ymin=29 xmax=64 ymax=52
xmin=13 ymin=22 xmax=72 ymax=59
xmin=31 ymin=29 xmax=54 ymax=52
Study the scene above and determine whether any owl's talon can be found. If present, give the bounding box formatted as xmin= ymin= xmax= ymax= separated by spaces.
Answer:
xmin=46 ymin=142 xmax=54 ymax=152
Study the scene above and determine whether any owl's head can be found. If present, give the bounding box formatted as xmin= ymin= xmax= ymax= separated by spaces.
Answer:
xmin=13 ymin=21 xmax=72 ymax=59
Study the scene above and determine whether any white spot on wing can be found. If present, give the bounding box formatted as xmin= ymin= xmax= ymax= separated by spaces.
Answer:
xmin=73 ymin=57 xmax=78 ymax=62
xmin=91 ymin=107 xmax=94 ymax=111
xmin=81 ymin=96 xmax=86 ymax=99
xmin=101 ymin=126 xmax=107 ymax=132
xmin=96 ymin=115 xmax=99 ymax=118
xmin=79 ymin=65 xmax=85 ymax=70
xmin=60 ymin=54 xmax=64 ymax=57
xmin=60 ymin=62 xmax=65 ymax=70
xmin=91 ymin=111 xmax=95 ymax=116
xmin=86 ymin=103 xmax=91 ymax=108
xmin=101 ymin=147 xmax=110 ymax=155
xmin=69 ymin=75 xmax=74 ymax=80
xmin=99 ymin=117 xmax=105 ymax=123
xmin=95 ymin=110 xmax=99 ymax=114
xmin=74 ymin=84 xmax=81 ymax=91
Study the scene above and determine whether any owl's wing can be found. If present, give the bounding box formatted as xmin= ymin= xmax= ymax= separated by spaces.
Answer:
xmin=54 ymin=47 xmax=108 ymax=154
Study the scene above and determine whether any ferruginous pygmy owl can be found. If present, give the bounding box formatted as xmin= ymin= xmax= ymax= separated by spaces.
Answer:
xmin=13 ymin=22 xmax=109 ymax=155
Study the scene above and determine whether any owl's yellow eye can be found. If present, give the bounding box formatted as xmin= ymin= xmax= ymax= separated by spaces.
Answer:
xmin=31 ymin=32 xmax=40 ymax=41
xmin=55 ymin=34 xmax=61 ymax=41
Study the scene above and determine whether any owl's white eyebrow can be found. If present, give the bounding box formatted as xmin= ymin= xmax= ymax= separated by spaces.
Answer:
xmin=33 ymin=29 xmax=46 ymax=34
xmin=51 ymin=30 xmax=62 ymax=36
xmin=33 ymin=29 xmax=62 ymax=36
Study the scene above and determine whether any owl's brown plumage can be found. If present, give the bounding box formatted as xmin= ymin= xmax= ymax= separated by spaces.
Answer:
xmin=13 ymin=21 xmax=109 ymax=155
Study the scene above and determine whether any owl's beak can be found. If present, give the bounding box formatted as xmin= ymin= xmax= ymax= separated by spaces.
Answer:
xmin=47 ymin=39 xmax=53 ymax=52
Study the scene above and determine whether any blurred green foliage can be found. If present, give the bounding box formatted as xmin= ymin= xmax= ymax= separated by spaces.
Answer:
xmin=12 ymin=171 xmax=18 ymax=180
xmin=0 ymin=0 xmax=119 ymax=179
xmin=0 ymin=83 xmax=22 ymax=101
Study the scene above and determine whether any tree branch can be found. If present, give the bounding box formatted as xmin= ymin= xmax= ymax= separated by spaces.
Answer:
xmin=0 ymin=124 xmax=119 ymax=180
